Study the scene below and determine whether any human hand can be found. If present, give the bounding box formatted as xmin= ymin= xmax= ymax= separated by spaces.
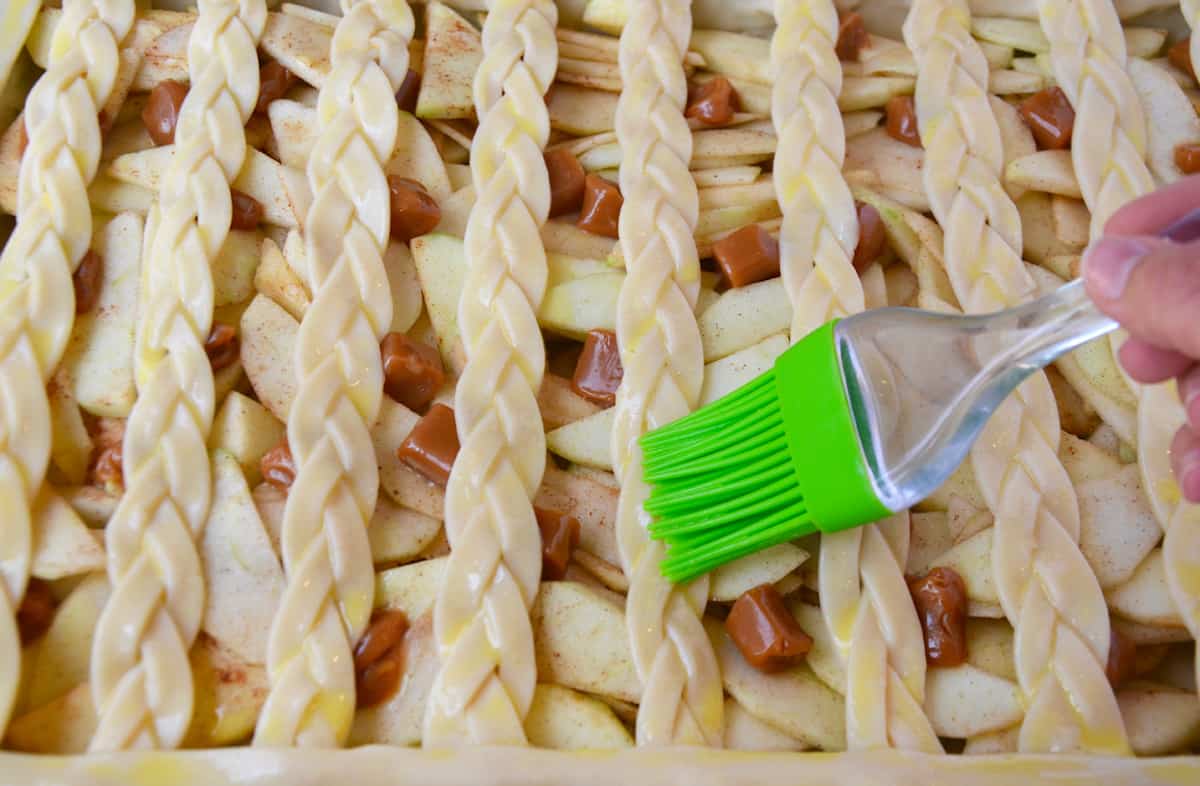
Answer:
xmin=1082 ymin=176 xmax=1200 ymax=503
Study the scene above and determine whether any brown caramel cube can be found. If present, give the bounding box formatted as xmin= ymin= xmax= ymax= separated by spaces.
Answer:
xmin=546 ymin=148 xmax=587 ymax=218
xmin=1176 ymin=143 xmax=1200 ymax=175
xmin=536 ymin=507 xmax=581 ymax=581
xmin=261 ymin=439 xmax=297 ymax=491
xmin=686 ymin=77 xmax=740 ymax=127
xmin=851 ymin=202 xmax=886 ymax=273
xmin=255 ymin=60 xmax=297 ymax=116
xmin=836 ymin=12 xmax=870 ymax=62
xmin=1105 ymin=627 xmax=1136 ymax=689
xmin=885 ymin=96 xmax=921 ymax=148
xmin=395 ymin=69 xmax=422 ymax=114
xmin=381 ymin=332 xmax=446 ymax=412
xmin=713 ymin=224 xmax=780 ymax=288
xmin=571 ymin=329 xmax=623 ymax=408
xmin=1169 ymin=38 xmax=1193 ymax=77
xmin=398 ymin=403 xmax=459 ymax=486
xmin=142 ymin=80 xmax=189 ymax=146
xmin=388 ymin=176 xmax=442 ymax=242
xmin=17 ymin=578 xmax=56 ymax=646
xmin=230 ymin=189 xmax=263 ymax=231
xmin=73 ymin=250 xmax=104 ymax=315
xmin=576 ymin=174 xmax=623 ymax=238
xmin=1019 ymin=86 xmax=1075 ymax=151
xmin=725 ymin=584 xmax=813 ymax=673
xmin=205 ymin=322 xmax=240 ymax=372
xmin=354 ymin=609 xmax=408 ymax=708
xmin=907 ymin=567 xmax=968 ymax=667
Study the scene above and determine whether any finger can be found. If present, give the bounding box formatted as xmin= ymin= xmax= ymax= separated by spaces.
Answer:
xmin=1105 ymin=175 xmax=1200 ymax=239
xmin=1170 ymin=426 xmax=1200 ymax=503
xmin=1179 ymin=364 xmax=1200 ymax=433
xmin=1118 ymin=337 xmax=1194 ymax=383
xmin=1083 ymin=237 xmax=1200 ymax=359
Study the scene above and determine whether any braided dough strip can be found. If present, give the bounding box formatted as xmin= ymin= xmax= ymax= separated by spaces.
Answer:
xmin=424 ymin=0 xmax=557 ymax=747
xmin=1136 ymin=383 xmax=1200 ymax=693
xmin=610 ymin=0 xmax=722 ymax=747
xmin=0 ymin=0 xmax=134 ymax=737
xmin=906 ymin=0 xmax=1129 ymax=754
xmin=774 ymin=0 xmax=936 ymax=752
xmin=255 ymin=0 xmax=412 ymax=748
xmin=88 ymin=0 xmax=264 ymax=751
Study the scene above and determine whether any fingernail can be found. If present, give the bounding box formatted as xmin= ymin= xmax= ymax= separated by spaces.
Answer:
xmin=1083 ymin=237 xmax=1150 ymax=300
xmin=1160 ymin=206 xmax=1200 ymax=244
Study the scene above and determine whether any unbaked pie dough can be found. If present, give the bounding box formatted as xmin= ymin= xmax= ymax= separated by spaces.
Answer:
xmin=0 ymin=0 xmax=1197 ymax=782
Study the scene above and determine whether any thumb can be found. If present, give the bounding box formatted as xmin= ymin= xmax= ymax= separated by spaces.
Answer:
xmin=1083 ymin=236 xmax=1200 ymax=361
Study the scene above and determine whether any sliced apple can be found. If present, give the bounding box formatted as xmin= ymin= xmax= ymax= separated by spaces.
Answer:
xmin=546 ymin=407 xmax=614 ymax=471
xmin=30 ymin=489 xmax=104 ymax=581
xmin=210 ymin=391 xmax=285 ymax=487
xmin=47 ymin=377 xmax=93 ymax=486
xmin=6 ymin=683 xmax=97 ymax=754
xmin=254 ymin=236 xmax=310 ymax=321
xmin=59 ymin=212 xmax=142 ymax=417
xmin=24 ymin=574 xmax=109 ymax=710
xmin=410 ymin=233 xmax=468 ymax=373
xmin=201 ymin=451 xmax=285 ymax=664
xmin=1106 ymin=549 xmax=1184 ymax=627
xmin=533 ymin=581 xmax=640 ymax=703
xmin=924 ymin=664 xmax=1023 ymax=738
xmin=845 ymin=127 xmax=928 ymax=212
xmin=375 ymin=556 xmax=447 ymax=621
xmin=1006 ymin=150 xmax=1082 ymax=199
xmin=709 ymin=616 xmax=846 ymax=751
xmin=260 ymin=10 xmax=332 ymax=88
xmin=385 ymin=240 xmax=423 ymax=335
xmin=1128 ymin=57 xmax=1200 ymax=186
xmin=535 ymin=465 xmax=620 ymax=567
xmin=240 ymin=294 xmax=300 ymax=423
xmin=930 ymin=528 xmax=998 ymax=607
xmin=700 ymin=333 xmax=787 ymax=406
xmin=387 ymin=111 xmax=453 ymax=201
xmin=524 ymin=683 xmax=633 ymax=750
xmin=548 ymin=84 xmax=619 ymax=136
xmin=1076 ymin=464 xmax=1161 ymax=589
xmin=710 ymin=543 xmax=808 ymax=602
xmin=417 ymin=2 xmax=483 ymax=121
xmin=699 ymin=277 xmax=791 ymax=362
xmin=213 ymin=230 xmax=261 ymax=307
xmin=184 ymin=633 xmax=269 ymax=747
xmin=369 ymin=497 xmax=443 ymax=566
xmin=1118 ymin=682 xmax=1200 ymax=755
xmin=539 ymin=273 xmax=623 ymax=339
xmin=724 ymin=697 xmax=807 ymax=751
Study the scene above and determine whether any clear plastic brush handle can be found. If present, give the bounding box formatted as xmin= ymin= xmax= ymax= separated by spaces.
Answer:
xmin=840 ymin=207 xmax=1200 ymax=513
xmin=837 ymin=278 xmax=1114 ymax=513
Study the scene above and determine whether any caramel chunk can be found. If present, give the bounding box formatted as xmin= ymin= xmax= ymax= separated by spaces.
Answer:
xmin=398 ymin=403 xmax=459 ymax=486
xmin=205 ymin=322 xmax=240 ymax=372
xmin=545 ymin=148 xmax=587 ymax=218
xmin=908 ymin=567 xmax=968 ymax=667
xmin=836 ymin=12 xmax=870 ymax=62
xmin=381 ymin=332 xmax=445 ymax=412
xmin=255 ymin=60 xmax=297 ymax=116
xmin=686 ymin=77 xmax=740 ymax=127
xmin=16 ymin=123 xmax=28 ymax=159
xmin=1105 ymin=627 xmax=1137 ymax=689
xmin=852 ymin=202 xmax=886 ymax=273
xmin=885 ymin=95 xmax=921 ymax=148
xmin=1018 ymin=86 xmax=1075 ymax=151
xmin=395 ymin=69 xmax=421 ymax=114
xmin=1175 ymin=142 xmax=1200 ymax=175
xmin=713 ymin=224 xmax=781 ymax=288
xmin=98 ymin=109 xmax=115 ymax=136
xmin=17 ymin=578 xmax=56 ymax=646
xmin=261 ymin=439 xmax=296 ymax=491
xmin=354 ymin=609 xmax=408 ymax=708
xmin=1169 ymin=38 xmax=1193 ymax=77
xmin=571 ymin=329 xmax=623 ymax=408
xmin=536 ymin=507 xmax=581 ymax=581
xmin=74 ymin=250 xmax=104 ymax=315
xmin=725 ymin=584 xmax=813 ymax=673
xmin=143 ymin=80 xmax=188 ymax=146
xmin=230 ymin=189 xmax=263 ymax=231
xmin=387 ymin=176 xmax=442 ymax=242
xmin=576 ymin=174 xmax=623 ymax=238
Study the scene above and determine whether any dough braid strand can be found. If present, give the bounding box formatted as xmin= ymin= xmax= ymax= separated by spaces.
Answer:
xmin=424 ymin=0 xmax=558 ymax=747
xmin=610 ymin=0 xmax=723 ymax=747
xmin=0 ymin=0 xmax=134 ymax=737
xmin=254 ymin=0 xmax=412 ymax=748
xmin=906 ymin=0 xmax=1129 ymax=754
xmin=773 ymin=0 xmax=937 ymax=752
xmin=89 ymin=0 xmax=264 ymax=751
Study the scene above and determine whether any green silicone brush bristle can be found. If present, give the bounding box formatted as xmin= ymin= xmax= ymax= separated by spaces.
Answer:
xmin=641 ymin=321 xmax=891 ymax=584
xmin=642 ymin=370 xmax=815 ymax=582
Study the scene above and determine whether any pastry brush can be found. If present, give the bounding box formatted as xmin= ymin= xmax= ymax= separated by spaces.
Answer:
xmin=641 ymin=213 xmax=1200 ymax=584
